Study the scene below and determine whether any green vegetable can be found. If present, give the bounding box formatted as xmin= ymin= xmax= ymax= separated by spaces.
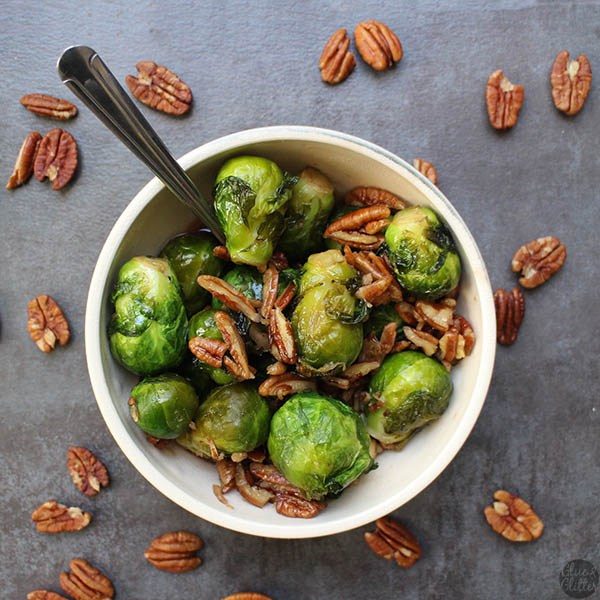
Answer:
xmin=177 ymin=355 xmax=214 ymax=394
xmin=384 ymin=206 xmax=461 ymax=299
xmin=365 ymin=305 xmax=404 ymax=338
xmin=292 ymin=250 xmax=364 ymax=375
xmin=108 ymin=256 xmax=188 ymax=375
xmin=279 ymin=167 xmax=335 ymax=260
xmin=366 ymin=351 xmax=452 ymax=446
xmin=177 ymin=382 xmax=270 ymax=457
xmin=160 ymin=232 xmax=225 ymax=315
xmin=267 ymin=392 xmax=374 ymax=499
xmin=213 ymin=155 xmax=295 ymax=269
xmin=129 ymin=374 xmax=199 ymax=439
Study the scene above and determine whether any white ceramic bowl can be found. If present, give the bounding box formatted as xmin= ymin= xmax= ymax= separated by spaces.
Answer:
xmin=86 ymin=126 xmax=495 ymax=539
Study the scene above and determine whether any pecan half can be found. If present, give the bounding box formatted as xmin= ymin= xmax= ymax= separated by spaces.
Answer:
xmin=31 ymin=500 xmax=91 ymax=533
xmin=484 ymin=490 xmax=544 ymax=542
xmin=198 ymin=275 xmax=261 ymax=323
xmin=260 ymin=266 xmax=279 ymax=319
xmin=494 ymin=288 xmax=525 ymax=346
xmin=551 ymin=50 xmax=592 ymax=116
xmin=319 ymin=28 xmax=356 ymax=85
xmin=413 ymin=158 xmax=438 ymax=185
xmin=354 ymin=20 xmax=403 ymax=71
xmin=326 ymin=230 xmax=383 ymax=250
xmin=6 ymin=131 xmax=42 ymax=189
xmin=258 ymin=373 xmax=316 ymax=400
xmin=222 ymin=594 xmax=272 ymax=600
xmin=188 ymin=336 xmax=229 ymax=368
xmin=28 ymin=592 xmax=69 ymax=600
xmin=125 ymin=61 xmax=192 ymax=115
xmin=345 ymin=186 xmax=407 ymax=210
xmin=403 ymin=326 xmax=438 ymax=356
xmin=33 ymin=128 xmax=78 ymax=190
xmin=145 ymin=531 xmax=203 ymax=572
xmin=147 ymin=435 xmax=170 ymax=449
xmin=415 ymin=299 xmax=454 ymax=332
xmin=235 ymin=463 xmax=273 ymax=507
xmin=216 ymin=458 xmax=237 ymax=493
xmin=215 ymin=310 xmax=255 ymax=380
xmin=248 ymin=463 xmax=305 ymax=498
xmin=60 ymin=558 xmax=114 ymax=600
xmin=275 ymin=493 xmax=326 ymax=518
xmin=486 ymin=70 xmax=525 ymax=130
xmin=325 ymin=205 xmax=391 ymax=235
xmin=27 ymin=295 xmax=70 ymax=353
xmin=365 ymin=516 xmax=421 ymax=568
xmin=511 ymin=236 xmax=566 ymax=289
xmin=67 ymin=447 xmax=109 ymax=497
xmin=268 ymin=307 xmax=297 ymax=364
xmin=20 ymin=93 xmax=78 ymax=120
xmin=274 ymin=282 xmax=296 ymax=311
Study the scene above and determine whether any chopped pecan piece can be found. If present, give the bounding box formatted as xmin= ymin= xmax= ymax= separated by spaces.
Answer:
xmin=274 ymin=282 xmax=296 ymax=311
xmin=484 ymin=490 xmax=544 ymax=542
xmin=20 ymin=93 xmax=78 ymax=120
xmin=275 ymin=493 xmax=326 ymax=518
xmin=188 ymin=336 xmax=229 ymax=368
xmin=222 ymin=594 xmax=273 ymax=600
xmin=494 ymin=288 xmax=525 ymax=346
xmin=126 ymin=61 xmax=192 ymax=115
xmin=248 ymin=463 xmax=305 ymax=498
xmin=362 ymin=218 xmax=390 ymax=234
xmin=345 ymin=186 xmax=407 ymax=210
xmin=511 ymin=236 xmax=566 ymax=288
xmin=216 ymin=458 xmax=237 ymax=493
xmin=415 ymin=299 xmax=454 ymax=332
xmin=213 ymin=484 xmax=233 ymax=508
xmin=325 ymin=205 xmax=391 ymax=235
xmin=34 ymin=128 xmax=78 ymax=190
xmin=198 ymin=275 xmax=261 ymax=322
xmin=354 ymin=20 xmax=403 ymax=71
xmin=551 ymin=50 xmax=592 ymax=115
xmin=147 ymin=435 xmax=170 ymax=449
xmin=359 ymin=322 xmax=397 ymax=363
xmin=145 ymin=531 xmax=203 ymax=572
xmin=27 ymin=295 xmax=70 ymax=353
xmin=356 ymin=275 xmax=392 ymax=305
xmin=213 ymin=245 xmax=230 ymax=260
xmin=215 ymin=311 xmax=255 ymax=381
xmin=28 ymin=592 xmax=69 ymax=600
xmin=268 ymin=307 xmax=297 ymax=364
xmin=260 ymin=266 xmax=279 ymax=319
xmin=234 ymin=463 xmax=273 ymax=507
xmin=403 ymin=326 xmax=438 ymax=356
xmin=486 ymin=70 xmax=525 ymax=130
xmin=266 ymin=360 xmax=287 ymax=376
xmin=6 ymin=131 xmax=42 ymax=189
xmin=67 ymin=446 xmax=109 ymax=497
xmin=365 ymin=516 xmax=421 ymax=568
xmin=59 ymin=558 xmax=114 ymax=600
xmin=258 ymin=373 xmax=316 ymax=400
xmin=319 ymin=28 xmax=356 ymax=85
xmin=413 ymin=158 xmax=438 ymax=184
xmin=342 ymin=361 xmax=381 ymax=380
xmin=326 ymin=230 xmax=383 ymax=250
xmin=31 ymin=500 xmax=91 ymax=533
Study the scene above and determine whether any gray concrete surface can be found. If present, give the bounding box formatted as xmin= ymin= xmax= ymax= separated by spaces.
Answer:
xmin=1 ymin=1 xmax=599 ymax=598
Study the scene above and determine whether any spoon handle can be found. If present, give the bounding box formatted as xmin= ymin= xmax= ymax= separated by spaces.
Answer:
xmin=57 ymin=45 xmax=224 ymax=243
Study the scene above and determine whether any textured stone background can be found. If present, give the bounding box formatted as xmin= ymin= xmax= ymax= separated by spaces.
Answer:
xmin=1 ymin=1 xmax=599 ymax=598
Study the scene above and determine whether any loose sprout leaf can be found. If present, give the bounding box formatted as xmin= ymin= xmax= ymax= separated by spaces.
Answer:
xmin=214 ymin=176 xmax=255 ymax=226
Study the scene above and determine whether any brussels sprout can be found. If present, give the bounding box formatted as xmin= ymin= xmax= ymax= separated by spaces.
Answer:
xmin=128 ymin=374 xmax=199 ymax=439
xmin=213 ymin=156 xmax=295 ymax=268
xmin=160 ymin=232 xmax=225 ymax=315
xmin=365 ymin=305 xmax=404 ymax=338
xmin=366 ymin=351 xmax=452 ymax=446
xmin=292 ymin=250 xmax=364 ymax=375
xmin=384 ymin=206 xmax=461 ymax=300
xmin=177 ymin=382 xmax=270 ymax=457
xmin=108 ymin=256 xmax=188 ymax=375
xmin=188 ymin=308 xmax=235 ymax=385
xmin=279 ymin=167 xmax=335 ymax=260
xmin=267 ymin=392 xmax=374 ymax=499
xmin=177 ymin=355 xmax=214 ymax=394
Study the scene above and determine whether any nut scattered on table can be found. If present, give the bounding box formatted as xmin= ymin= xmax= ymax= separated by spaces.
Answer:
xmin=28 ymin=592 xmax=69 ymax=600
xmin=511 ymin=236 xmax=566 ymax=288
xmin=27 ymin=295 xmax=70 ymax=353
xmin=33 ymin=128 xmax=78 ymax=190
xmin=6 ymin=130 xmax=42 ymax=190
xmin=60 ymin=558 xmax=115 ymax=600
xmin=319 ymin=28 xmax=356 ymax=85
xmin=144 ymin=531 xmax=203 ymax=573
xmin=31 ymin=500 xmax=91 ymax=533
xmin=413 ymin=158 xmax=438 ymax=185
xmin=484 ymin=490 xmax=544 ymax=542
xmin=364 ymin=515 xmax=421 ymax=568
xmin=20 ymin=93 xmax=78 ymax=120
xmin=345 ymin=186 xmax=407 ymax=211
xmin=67 ymin=446 xmax=110 ymax=497
xmin=486 ymin=70 xmax=525 ymax=130
xmin=550 ymin=50 xmax=592 ymax=116
xmin=222 ymin=594 xmax=273 ymax=600
xmin=125 ymin=60 xmax=193 ymax=115
xmin=354 ymin=20 xmax=403 ymax=71
xmin=494 ymin=287 xmax=525 ymax=346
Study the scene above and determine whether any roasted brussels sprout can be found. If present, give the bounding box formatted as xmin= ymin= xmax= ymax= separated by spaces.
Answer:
xmin=160 ymin=232 xmax=225 ymax=315
xmin=177 ymin=382 xmax=270 ymax=457
xmin=188 ymin=308 xmax=235 ymax=385
xmin=128 ymin=374 xmax=199 ymax=439
xmin=177 ymin=355 xmax=214 ymax=394
xmin=365 ymin=304 xmax=404 ymax=338
xmin=366 ymin=351 xmax=452 ymax=446
xmin=268 ymin=392 xmax=374 ymax=499
xmin=292 ymin=250 xmax=364 ymax=375
xmin=108 ymin=256 xmax=188 ymax=375
xmin=213 ymin=156 xmax=295 ymax=269
xmin=279 ymin=167 xmax=335 ymax=260
xmin=384 ymin=206 xmax=461 ymax=299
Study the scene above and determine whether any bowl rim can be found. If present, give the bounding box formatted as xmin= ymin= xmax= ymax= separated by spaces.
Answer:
xmin=85 ymin=125 xmax=496 ymax=538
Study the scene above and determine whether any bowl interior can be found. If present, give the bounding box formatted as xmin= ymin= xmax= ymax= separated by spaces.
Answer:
xmin=88 ymin=127 xmax=495 ymax=538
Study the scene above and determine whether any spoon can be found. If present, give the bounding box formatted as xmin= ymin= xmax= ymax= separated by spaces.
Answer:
xmin=57 ymin=45 xmax=225 ymax=243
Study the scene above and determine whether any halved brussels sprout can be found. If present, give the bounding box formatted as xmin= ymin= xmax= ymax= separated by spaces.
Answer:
xmin=128 ymin=373 xmax=199 ymax=439
xmin=268 ymin=391 xmax=374 ymax=499
xmin=384 ymin=206 xmax=461 ymax=300
xmin=365 ymin=304 xmax=404 ymax=338
xmin=213 ymin=155 xmax=295 ymax=269
xmin=177 ymin=382 xmax=270 ymax=457
xmin=160 ymin=232 xmax=225 ymax=315
xmin=279 ymin=167 xmax=335 ymax=260
xmin=366 ymin=351 xmax=452 ymax=446
xmin=108 ymin=256 xmax=188 ymax=375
